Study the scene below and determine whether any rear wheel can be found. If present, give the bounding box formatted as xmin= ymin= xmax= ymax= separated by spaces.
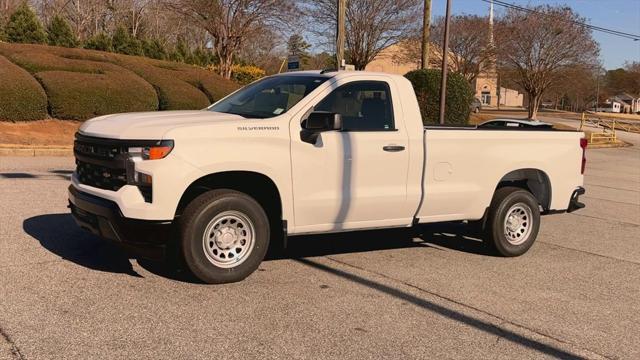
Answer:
xmin=485 ymin=187 xmax=540 ymax=256
xmin=180 ymin=189 xmax=269 ymax=284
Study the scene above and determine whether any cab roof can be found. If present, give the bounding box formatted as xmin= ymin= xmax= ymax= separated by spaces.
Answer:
xmin=269 ymin=70 xmax=406 ymax=81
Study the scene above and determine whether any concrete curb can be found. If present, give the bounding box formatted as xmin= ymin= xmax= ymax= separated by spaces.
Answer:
xmin=0 ymin=146 xmax=73 ymax=157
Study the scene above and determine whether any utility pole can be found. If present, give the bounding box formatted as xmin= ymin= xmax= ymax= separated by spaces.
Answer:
xmin=336 ymin=0 xmax=346 ymax=69
xmin=438 ymin=0 xmax=452 ymax=124
xmin=595 ymin=66 xmax=601 ymax=111
xmin=421 ymin=0 xmax=432 ymax=69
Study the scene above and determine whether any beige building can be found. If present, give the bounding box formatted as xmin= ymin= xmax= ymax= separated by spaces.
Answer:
xmin=365 ymin=43 xmax=441 ymax=75
xmin=365 ymin=42 xmax=524 ymax=108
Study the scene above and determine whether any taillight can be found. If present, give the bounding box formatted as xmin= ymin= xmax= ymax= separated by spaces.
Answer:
xmin=580 ymin=138 xmax=587 ymax=174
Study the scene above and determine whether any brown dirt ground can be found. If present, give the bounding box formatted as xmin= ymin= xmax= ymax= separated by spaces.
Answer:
xmin=0 ymin=119 xmax=80 ymax=146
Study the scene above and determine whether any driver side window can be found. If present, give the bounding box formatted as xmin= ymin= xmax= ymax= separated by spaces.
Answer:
xmin=314 ymin=81 xmax=395 ymax=131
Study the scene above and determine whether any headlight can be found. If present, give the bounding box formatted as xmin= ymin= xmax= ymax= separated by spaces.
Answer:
xmin=124 ymin=140 xmax=173 ymax=203
xmin=128 ymin=140 xmax=174 ymax=160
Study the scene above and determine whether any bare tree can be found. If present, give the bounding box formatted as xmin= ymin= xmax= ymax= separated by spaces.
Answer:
xmin=1 ymin=0 xmax=22 ymax=22
xmin=430 ymin=15 xmax=493 ymax=82
xmin=495 ymin=5 xmax=599 ymax=119
xmin=165 ymin=0 xmax=296 ymax=78
xmin=396 ymin=15 xmax=493 ymax=82
xmin=106 ymin=0 xmax=152 ymax=38
xmin=304 ymin=0 xmax=421 ymax=70
xmin=545 ymin=65 xmax=598 ymax=112
xmin=236 ymin=27 xmax=284 ymax=74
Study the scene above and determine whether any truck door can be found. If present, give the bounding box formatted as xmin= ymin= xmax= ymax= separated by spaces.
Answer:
xmin=289 ymin=78 xmax=411 ymax=233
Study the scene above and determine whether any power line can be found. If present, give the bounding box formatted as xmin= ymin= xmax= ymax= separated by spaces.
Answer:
xmin=482 ymin=0 xmax=640 ymax=41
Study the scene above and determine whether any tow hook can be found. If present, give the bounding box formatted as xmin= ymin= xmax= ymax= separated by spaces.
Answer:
xmin=568 ymin=187 xmax=586 ymax=213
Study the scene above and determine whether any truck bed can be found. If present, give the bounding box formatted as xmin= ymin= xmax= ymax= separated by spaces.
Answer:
xmin=415 ymin=127 xmax=584 ymax=224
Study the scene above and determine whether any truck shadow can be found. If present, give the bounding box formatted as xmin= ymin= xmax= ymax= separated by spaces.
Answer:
xmin=24 ymin=213 xmax=496 ymax=283
xmin=23 ymin=213 xmax=142 ymax=277
xmin=267 ymin=222 xmax=496 ymax=260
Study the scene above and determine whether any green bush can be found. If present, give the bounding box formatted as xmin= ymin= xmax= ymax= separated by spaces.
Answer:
xmin=5 ymin=3 xmax=47 ymax=44
xmin=0 ymin=42 xmax=239 ymax=120
xmin=84 ymin=33 xmax=112 ymax=52
xmin=405 ymin=69 xmax=474 ymax=125
xmin=114 ymin=57 xmax=210 ymax=110
xmin=172 ymin=39 xmax=192 ymax=63
xmin=47 ymin=15 xmax=77 ymax=48
xmin=191 ymin=47 xmax=216 ymax=67
xmin=0 ymin=54 xmax=48 ymax=121
xmin=142 ymin=38 xmax=167 ymax=60
xmin=0 ymin=43 xmax=158 ymax=119
xmin=112 ymin=26 xmax=143 ymax=56
xmin=0 ymin=23 xmax=7 ymax=41
xmin=37 ymin=70 xmax=158 ymax=120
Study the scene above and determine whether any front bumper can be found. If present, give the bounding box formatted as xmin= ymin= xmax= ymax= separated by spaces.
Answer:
xmin=68 ymin=185 xmax=173 ymax=260
xmin=567 ymin=186 xmax=586 ymax=213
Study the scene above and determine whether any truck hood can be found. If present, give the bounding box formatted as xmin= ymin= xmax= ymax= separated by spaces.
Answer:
xmin=79 ymin=110 xmax=244 ymax=139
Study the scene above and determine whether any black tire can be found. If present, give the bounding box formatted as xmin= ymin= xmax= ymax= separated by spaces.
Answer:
xmin=180 ymin=189 xmax=270 ymax=284
xmin=485 ymin=186 xmax=540 ymax=257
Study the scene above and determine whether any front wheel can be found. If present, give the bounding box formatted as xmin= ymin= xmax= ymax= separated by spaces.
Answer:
xmin=180 ymin=189 xmax=270 ymax=284
xmin=485 ymin=187 xmax=540 ymax=256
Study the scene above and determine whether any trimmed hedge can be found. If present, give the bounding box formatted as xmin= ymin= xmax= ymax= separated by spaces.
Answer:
xmin=114 ymin=57 xmax=210 ymax=110
xmin=0 ymin=43 xmax=158 ymax=119
xmin=0 ymin=55 xmax=48 ymax=121
xmin=37 ymin=70 xmax=158 ymax=120
xmin=0 ymin=43 xmax=239 ymax=120
xmin=405 ymin=69 xmax=474 ymax=125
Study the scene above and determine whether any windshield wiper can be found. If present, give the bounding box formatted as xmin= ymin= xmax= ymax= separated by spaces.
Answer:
xmin=224 ymin=111 xmax=270 ymax=119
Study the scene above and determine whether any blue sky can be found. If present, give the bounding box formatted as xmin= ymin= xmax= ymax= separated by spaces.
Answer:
xmin=433 ymin=0 xmax=640 ymax=69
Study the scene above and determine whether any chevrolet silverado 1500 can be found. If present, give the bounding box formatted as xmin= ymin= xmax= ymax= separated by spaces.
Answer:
xmin=69 ymin=70 xmax=587 ymax=284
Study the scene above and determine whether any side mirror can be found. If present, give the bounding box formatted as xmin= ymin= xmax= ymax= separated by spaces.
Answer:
xmin=300 ymin=112 xmax=342 ymax=144
xmin=303 ymin=111 xmax=342 ymax=131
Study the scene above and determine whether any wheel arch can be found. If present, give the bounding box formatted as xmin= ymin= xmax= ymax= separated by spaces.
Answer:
xmin=175 ymin=171 xmax=284 ymax=224
xmin=495 ymin=168 xmax=552 ymax=211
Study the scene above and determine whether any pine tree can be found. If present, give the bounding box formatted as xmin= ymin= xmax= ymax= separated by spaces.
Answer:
xmin=5 ymin=3 xmax=47 ymax=44
xmin=191 ymin=47 xmax=216 ymax=66
xmin=47 ymin=15 xmax=77 ymax=48
xmin=287 ymin=34 xmax=311 ymax=67
xmin=173 ymin=39 xmax=192 ymax=64
xmin=84 ymin=32 xmax=113 ymax=52
xmin=112 ymin=26 xmax=143 ymax=56
xmin=142 ymin=38 xmax=167 ymax=60
xmin=0 ymin=22 xmax=7 ymax=42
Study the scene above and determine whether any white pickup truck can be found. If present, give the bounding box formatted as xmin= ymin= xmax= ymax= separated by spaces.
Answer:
xmin=69 ymin=70 xmax=587 ymax=284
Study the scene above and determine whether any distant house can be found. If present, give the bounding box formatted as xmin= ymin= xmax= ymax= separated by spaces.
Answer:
xmin=615 ymin=93 xmax=640 ymax=114
xmin=596 ymin=98 xmax=624 ymax=113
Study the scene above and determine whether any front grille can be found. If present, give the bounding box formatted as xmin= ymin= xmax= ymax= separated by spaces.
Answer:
xmin=76 ymin=161 xmax=127 ymax=191
xmin=74 ymin=134 xmax=159 ymax=199
xmin=74 ymin=134 xmax=129 ymax=191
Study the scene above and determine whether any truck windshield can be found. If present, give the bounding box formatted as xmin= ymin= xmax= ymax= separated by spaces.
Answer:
xmin=209 ymin=75 xmax=329 ymax=119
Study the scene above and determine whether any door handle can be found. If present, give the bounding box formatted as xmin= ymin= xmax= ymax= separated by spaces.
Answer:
xmin=383 ymin=145 xmax=405 ymax=152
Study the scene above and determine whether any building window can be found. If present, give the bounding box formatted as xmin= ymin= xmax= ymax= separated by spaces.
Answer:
xmin=481 ymin=91 xmax=491 ymax=105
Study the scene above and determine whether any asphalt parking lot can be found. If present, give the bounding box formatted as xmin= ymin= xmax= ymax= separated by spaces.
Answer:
xmin=1 ymin=131 xmax=639 ymax=359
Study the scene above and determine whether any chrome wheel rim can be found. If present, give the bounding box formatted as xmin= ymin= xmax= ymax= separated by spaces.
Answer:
xmin=202 ymin=211 xmax=255 ymax=268
xmin=503 ymin=203 xmax=533 ymax=245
